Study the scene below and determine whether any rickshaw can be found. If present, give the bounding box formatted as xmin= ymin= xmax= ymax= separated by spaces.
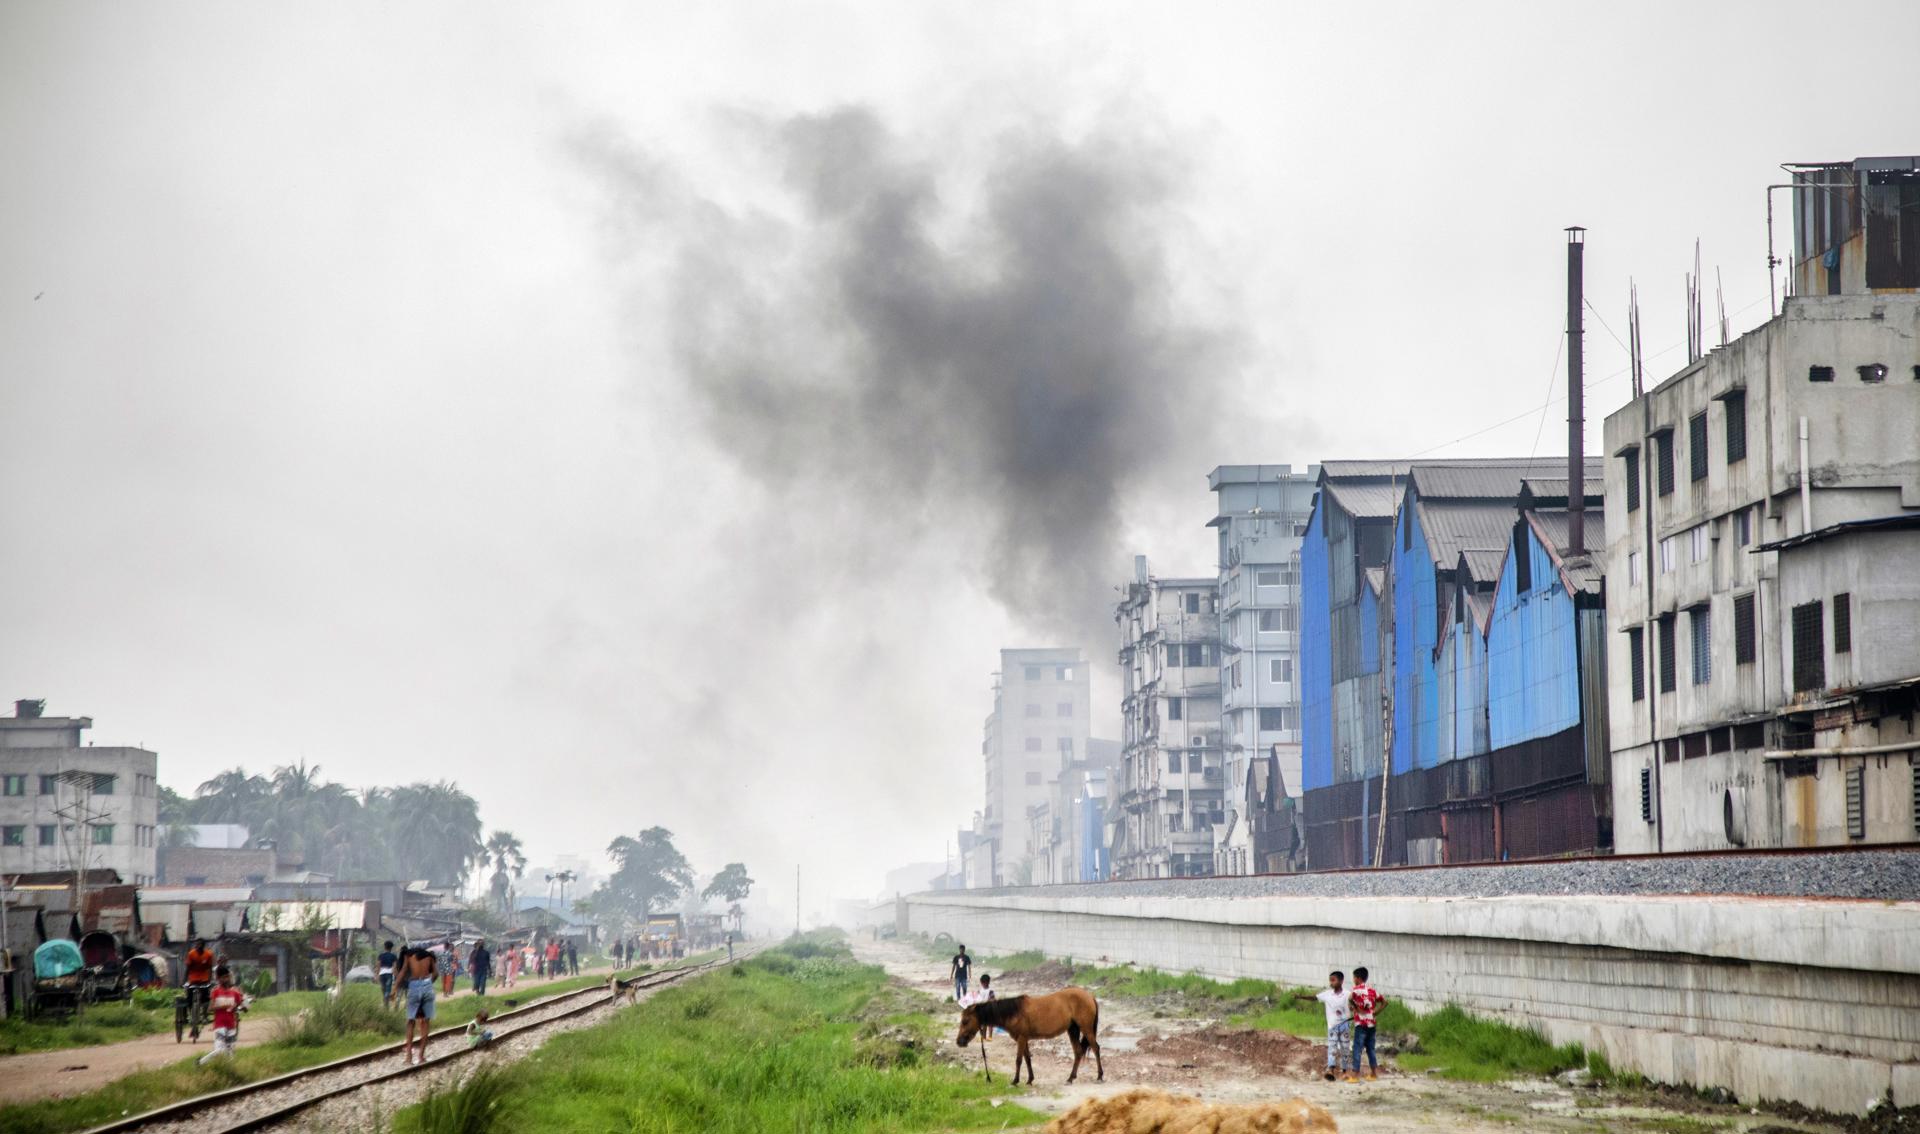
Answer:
xmin=29 ymin=939 xmax=89 ymax=1017
xmin=78 ymin=930 xmax=134 ymax=1003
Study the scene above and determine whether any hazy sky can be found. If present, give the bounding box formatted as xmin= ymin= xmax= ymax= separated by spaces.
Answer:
xmin=3 ymin=1 xmax=1915 ymax=919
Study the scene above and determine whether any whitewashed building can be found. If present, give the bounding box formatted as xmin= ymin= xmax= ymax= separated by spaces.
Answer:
xmin=0 ymin=701 xmax=160 ymax=885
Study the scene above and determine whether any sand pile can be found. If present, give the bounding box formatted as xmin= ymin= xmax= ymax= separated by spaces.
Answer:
xmin=1044 ymin=1088 xmax=1337 ymax=1133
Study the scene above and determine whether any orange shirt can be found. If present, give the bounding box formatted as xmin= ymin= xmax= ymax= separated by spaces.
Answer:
xmin=184 ymin=948 xmax=215 ymax=985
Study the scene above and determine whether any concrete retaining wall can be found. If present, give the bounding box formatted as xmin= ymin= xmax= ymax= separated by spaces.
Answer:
xmin=902 ymin=890 xmax=1920 ymax=1115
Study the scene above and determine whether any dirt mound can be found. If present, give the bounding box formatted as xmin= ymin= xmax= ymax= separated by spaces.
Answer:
xmin=1137 ymin=1027 xmax=1324 ymax=1079
xmin=1044 ymin=1088 xmax=1337 ymax=1133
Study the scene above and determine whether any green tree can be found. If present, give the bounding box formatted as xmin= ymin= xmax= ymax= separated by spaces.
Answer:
xmin=193 ymin=767 xmax=270 ymax=824
xmin=594 ymin=827 xmax=693 ymax=931
xmin=701 ymin=862 xmax=754 ymax=904
xmin=386 ymin=781 xmax=487 ymax=889
xmin=157 ymin=786 xmax=199 ymax=849
xmin=485 ymin=830 xmax=528 ymax=912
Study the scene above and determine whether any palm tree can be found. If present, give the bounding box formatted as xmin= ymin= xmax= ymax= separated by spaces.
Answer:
xmin=485 ymin=830 xmax=527 ymax=912
xmin=387 ymin=781 xmax=486 ymax=890
xmin=193 ymin=768 xmax=270 ymax=825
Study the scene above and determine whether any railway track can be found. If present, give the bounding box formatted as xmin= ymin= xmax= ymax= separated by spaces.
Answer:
xmin=80 ymin=947 xmax=757 ymax=1134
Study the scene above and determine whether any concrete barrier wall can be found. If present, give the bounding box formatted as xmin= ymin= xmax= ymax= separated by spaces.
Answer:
xmin=903 ymin=891 xmax=1920 ymax=1115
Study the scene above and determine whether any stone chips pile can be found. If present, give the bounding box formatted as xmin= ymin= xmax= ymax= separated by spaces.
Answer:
xmin=1044 ymin=1088 xmax=1337 ymax=1133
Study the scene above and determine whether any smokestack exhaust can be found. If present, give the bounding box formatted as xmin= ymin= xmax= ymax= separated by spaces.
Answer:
xmin=1566 ymin=227 xmax=1586 ymax=553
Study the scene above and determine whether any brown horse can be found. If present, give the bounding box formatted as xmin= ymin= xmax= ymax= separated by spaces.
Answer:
xmin=956 ymin=988 xmax=1103 ymax=1084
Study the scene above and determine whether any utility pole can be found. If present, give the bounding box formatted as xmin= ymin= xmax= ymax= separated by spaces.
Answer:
xmin=794 ymin=863 xmax=800 ymax=935
xmin=1567 ymin=226 xmax=1587 ymax=553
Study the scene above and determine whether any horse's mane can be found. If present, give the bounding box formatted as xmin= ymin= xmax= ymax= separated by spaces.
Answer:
xmin=971 ymin=995 xmax=1026 ymax=1028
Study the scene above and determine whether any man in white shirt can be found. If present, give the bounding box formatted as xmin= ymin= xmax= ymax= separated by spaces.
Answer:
xmin=1315 ymin=970 xmax=1351 ymax=1082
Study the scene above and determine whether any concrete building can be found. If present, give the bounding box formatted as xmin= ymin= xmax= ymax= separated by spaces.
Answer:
xmin=976 ymin=648 xmax=1090 ymax=886
xmin=1 ymin=701 xmax=160 ymax=886
xmin=1037 ymin=737 xmax=1118 ymax=886
xmin=1208 ymin=465 xmax=1318 ymax=874
xmin=1602 ymin=157 xmax=1920 ymax=852
xmin=1113 ymin=558 xmax=1223 ymax=878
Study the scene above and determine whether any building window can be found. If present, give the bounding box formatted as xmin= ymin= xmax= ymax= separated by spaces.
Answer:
xmin=1025 ymin=703 xmax=1041 ymax=718
xmin=1658 ymin=615 xmax=1677 ymax=693
xmin=39 ymin=775 xmax=57 ymax=795
xmin=1 ymin=775 xmax=23 ymax=797
xmin=1164 ymin=643 xmax=1181 ymax=668
xmin=1690 ymin=524 xmax=1710 ymax=564
xmin=1734 ymin=507 xmax=1752 ymax=548
xmin=1024 ymin=666 xmax=1041 ymax=681
xmin=1025 ymin=737 xmax=1042 ymax=752
xmin=1654 ymin=430 xmax=1675 ymax=496
xmin=1627 ymin=551 xmax=1642 ymax=585
xmin=38 ymin=824 xmax=57 ymax=846
xmin=1185 ymin=643 xmax=1209 ymax=667
xmin=1025 ymin=771 xmax=1042 ymax=786
xmin=1167 ymin=754 xmax=1181 ymax=774
xmin=1184 ymin=592 xmax=1201 ymax=614
xmin=1057 ymin=666 xmax=1074 ymax=680
xmin=1 ymin=825 xmax=24 ymax=847
xmin=1658 ymin=536 xmax=1677 ymax=574
xmin=1056 ymin=702 xmax=1072 ymax=717
xmin=1166 ymin=696 xmax=1183 ymax=721
xmin=1724 ymin=392 xmax=1747 ymax=463
xmin=1623 ymin=448 xmax=1641 ymax=511
xmin=1257 ymin=609 xmax=1282 ymax=632
xmin=1733 ymin=593 xmax=1756 ymax=665
xmin=1688 ymin=412 xmax=1708 ymax=481
xmin=1270 ymin=657 xmax=1293 ymax=683
xmin=1690 ymin=605 xmax=1712 ymax=685
xmin=1845 ymin=766 xmax=1867 ymax=839
xmin=1640 ymin=767 xmax=1655 ymax=823
xmin=1628 ymin=627 xmax=1645 ymax=701
xmin=93 ymin=774 xmax=115 ymax=796
xmin=1255 ymin=570 xmax=1281 ymax=587
xmin=1809 ymin=365 xmax=1834 ymax=382
xmin=1792 ymin=601 xmax=1826 ymax=692
xmin=1858 ymin=363 xmax=1888 ymax=384
xmin=1188 ymin=752 xmax=1204 ymax=773
xmin=92 ymin=824 xmax=114 ymax=846
xmin=1833 ymin=592 xmax=1852 ymax=654
xmin=1058 ymin=738 xmax=1075 ymax=757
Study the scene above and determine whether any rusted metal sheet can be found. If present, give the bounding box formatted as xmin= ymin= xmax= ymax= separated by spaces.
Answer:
xmin=1500 ymin=783 xmax=1606 ymax=859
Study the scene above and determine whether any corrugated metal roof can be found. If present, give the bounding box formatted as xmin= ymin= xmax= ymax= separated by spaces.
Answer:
xmin=1416 ymin=500 xmax=1516 ymax=565
xmin=1323 ymin=480 xmax=1402 ymax=518
xmin=1460 ymin=548 xmax=1508 ymax=584
xmin=1320 ymin=460 xmax=1412 ymax=478
xmin=140 ymin=886 xmax=255 ymax=905
xmin=1522 ymin=510 xmax=1606 ymax=594
xmin=248 ymin=900 xmax=376 ymax=931
xmin=1520 ymin=476 xmax=1605 ymax=500
xmin=1412 ymin=458 xmax=1601 ymax=500
xmin=1528 ymin=508 xmax=1608 ymax=558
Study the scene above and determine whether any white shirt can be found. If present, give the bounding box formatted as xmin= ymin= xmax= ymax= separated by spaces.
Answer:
xmin=1316 ymin=988 xmax=1351 ymax=1028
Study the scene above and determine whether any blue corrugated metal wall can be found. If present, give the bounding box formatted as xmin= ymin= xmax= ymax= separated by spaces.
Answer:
xmin=1300 ymin=506 xmax=1334 ymax=792
xmin=1436 ymin=618 xmax=1489 ymax=763
xmin=1487 ymin=523 xmax=1582 ymax=750
xmin=1393 ymin=500 xmax=1442 ymax=771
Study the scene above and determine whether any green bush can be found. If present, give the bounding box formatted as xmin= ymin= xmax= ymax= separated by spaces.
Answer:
xmin=132 ymin=988 xmax=177 ymax=1012
xmin=271 ymin=987 xmax=402 ymax=1048
xmin=396 ymin=1065 xmax=519 ymax=1134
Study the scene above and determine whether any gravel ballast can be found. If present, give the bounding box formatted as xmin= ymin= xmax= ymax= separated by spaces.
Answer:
xmin=949 ymin=849 xmax=1920 ymax=903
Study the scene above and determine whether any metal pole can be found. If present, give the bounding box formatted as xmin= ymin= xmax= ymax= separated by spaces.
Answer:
xmin=1566 ymin=227 xmax=1586 ymax=553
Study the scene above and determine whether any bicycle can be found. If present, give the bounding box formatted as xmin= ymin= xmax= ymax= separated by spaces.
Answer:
xmin=175 ymin=981 xmax=211 ymax=1043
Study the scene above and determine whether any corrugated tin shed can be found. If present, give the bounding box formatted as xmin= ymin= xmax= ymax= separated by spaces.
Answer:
xmin=1413 ymin=458 xmax=1599 ymax=500
xmin=1519 ymin=476 xmax=1605 ymax=501
xmin=1415 ymin=500 xmax=1515 ymax=566
xmin=1460 ymin=548 xmax=1508 ymax=585
xmin=1320 ymin=460 xmax=1413 ymax=479
xmin=1323 ymin=481 xmax=1403 ymax=519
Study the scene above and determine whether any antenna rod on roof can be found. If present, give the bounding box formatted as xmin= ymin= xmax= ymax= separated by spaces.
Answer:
xmin=1566 ymin=227 xmax=1586 ymax=553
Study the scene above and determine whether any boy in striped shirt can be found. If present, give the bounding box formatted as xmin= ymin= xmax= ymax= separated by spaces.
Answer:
xmin=1346 ymin=966 xmax=1385 ymax=1081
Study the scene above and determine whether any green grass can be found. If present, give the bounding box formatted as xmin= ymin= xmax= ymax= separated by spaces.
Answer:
xmin=0 ymin=1033 xmax=382 ymax=1134
xmin=0 ymin=970 xmax=669 ymax=1134
xmin=1067 ymin=961 xmax=1277 ymax=1003
xmin=0 ymin=1003 xmax=167 ymax=1055
xmin=389 ymin=931 xmax=1043 ymax=1133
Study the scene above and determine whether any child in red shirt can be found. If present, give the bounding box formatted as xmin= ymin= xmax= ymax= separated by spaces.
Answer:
xmin=197 ymin=966 xmax=249 ymax=1065
xmin=1346 ymin=966 xmax=1385 ymax=1082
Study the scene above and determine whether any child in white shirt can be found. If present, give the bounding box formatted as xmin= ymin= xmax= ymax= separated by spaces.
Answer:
xmin=1315 ymin=970 xmax=1351 ymax=1081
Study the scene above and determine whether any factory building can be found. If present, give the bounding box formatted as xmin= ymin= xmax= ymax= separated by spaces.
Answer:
xmin=1602 ymin=157 xmax=1920 ymax=851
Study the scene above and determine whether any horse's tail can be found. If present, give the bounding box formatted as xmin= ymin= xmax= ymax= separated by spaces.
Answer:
xmin=1067 ymin=1018 xmax=1082 ymax=1048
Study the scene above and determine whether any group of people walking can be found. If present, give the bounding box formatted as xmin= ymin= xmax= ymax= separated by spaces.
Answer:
xmin=1315 ymin=966 xmax=1387 ymax=1082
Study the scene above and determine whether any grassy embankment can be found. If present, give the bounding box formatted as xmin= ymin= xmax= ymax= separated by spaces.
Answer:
xmin=0 ymin=969 xmax=649 ymax=1134
xmin=950 ymin=943 xmax=1593 ymax=1083
xmin=388 ymin=932 xmax=1043 ymax=1134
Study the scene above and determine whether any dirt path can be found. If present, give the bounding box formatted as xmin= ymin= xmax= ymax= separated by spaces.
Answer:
xmin=0 ymin=968 xmax=594 ymax=1105
xmin=851 ymin=934 xmax=1847 ymax=1134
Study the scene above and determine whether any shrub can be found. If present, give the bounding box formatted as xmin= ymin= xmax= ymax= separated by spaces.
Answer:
xmin=272 ymin=987 xmax=401 ymax=1048
xmin=396 ymin=1065 xmax=518 ymax=1134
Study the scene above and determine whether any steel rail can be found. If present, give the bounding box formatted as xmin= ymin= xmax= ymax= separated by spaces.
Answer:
xmin=78 ymin=949 xmax=754 ymax=1134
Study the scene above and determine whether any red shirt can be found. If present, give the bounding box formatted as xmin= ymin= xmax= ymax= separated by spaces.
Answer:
xmin=210 ymin=985 xmax=245 ymax=1030
xmin=184 ymin=948 xmax=215 ymax=985
xmin=1349 ymin=984 xmax=1384 ymax=1027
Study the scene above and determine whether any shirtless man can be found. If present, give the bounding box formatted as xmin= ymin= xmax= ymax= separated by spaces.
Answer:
xmin=396 ymin=945 xmax=438 ymax=1065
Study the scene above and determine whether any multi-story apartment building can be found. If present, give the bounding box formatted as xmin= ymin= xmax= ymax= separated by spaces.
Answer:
xmin=1114 ymin=558 xmax=1223 ymax=878
xmin=1 ymin=701 xmax=160 ymax=886
xmin=1602 ymin=157 xmax=1920 ymax=851
xmin=1208 ymin=465 xmax=1318 ymax=874
xmin=976 ymin=648 xmax=1090 ymax=886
